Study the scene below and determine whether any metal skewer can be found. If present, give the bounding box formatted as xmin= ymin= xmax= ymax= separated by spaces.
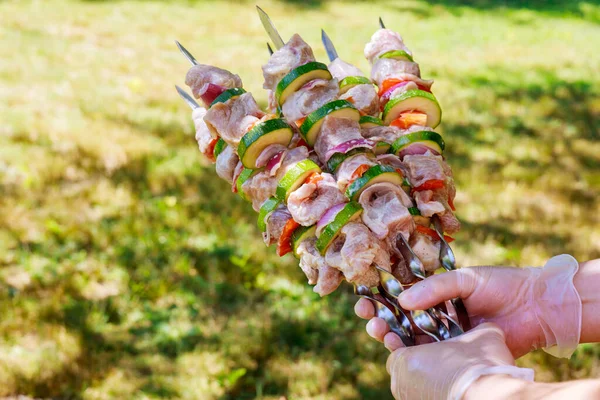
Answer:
xmin=320 ymin=29 xmax=339 ymax=62
xmin=175 ymin=40 xmax=198 ymax=66
xmin=376 ymin=266 xmax=462 ymax=340
xmin=354 ymin=284 xmax=415 ymax=347
xmin=256 ymin=6 xmax=285 ymax=50
xmin=175 ymin=85 xmax=200 ymax=110
xmin=379 ymin=17 xmax=386 ymax=29
xmin=267 ymin=42 xmax=274 ymax=55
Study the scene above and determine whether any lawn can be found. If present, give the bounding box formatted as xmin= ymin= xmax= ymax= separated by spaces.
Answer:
xmin=0 ymin=0 xmax=599 ymax=398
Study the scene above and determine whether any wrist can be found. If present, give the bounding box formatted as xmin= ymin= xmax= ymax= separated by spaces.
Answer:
xmin=463 ymin=375 xmax=530 ymax=400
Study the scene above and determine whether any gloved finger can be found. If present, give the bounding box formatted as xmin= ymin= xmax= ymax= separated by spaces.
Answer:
xmin=354 ymin=297 xmax=375 ymax=319
xmin=398 ymin=269 xmax=478 ymax=310
xmin=366 ymin=317 xmax=389 ymax=342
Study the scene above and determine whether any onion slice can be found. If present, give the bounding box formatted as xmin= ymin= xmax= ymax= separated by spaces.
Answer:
xmin=316 ymin=203 xmax=346 ymax=237
xmin=398 ymin=143 xmax=440 ymax=159
xmin=266 ymin=150 xmax=287 ymax=175
xmin=198 ymin=83 xmax=226 ymax=106
xmin=325 ymin=139 xmax=375 ymax=162
xmin=379 ymin=81 xmax=411 ymax=109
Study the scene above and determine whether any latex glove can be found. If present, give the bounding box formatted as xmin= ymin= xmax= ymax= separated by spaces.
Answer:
xmin=387 ymin=323 xmax=534 ymax=400
xmin=356 ymin=255 xmax=581 ymax=358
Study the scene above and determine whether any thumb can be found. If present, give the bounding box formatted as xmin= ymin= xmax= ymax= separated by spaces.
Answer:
xmin=386 ymin=346 xmax=408 ymax=375
xmin=398 ymin=268 xmax=478 ymax=310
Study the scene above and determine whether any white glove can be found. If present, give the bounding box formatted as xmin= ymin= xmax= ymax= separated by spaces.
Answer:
xmin=386 ymin=323 xmax=534 ymax=400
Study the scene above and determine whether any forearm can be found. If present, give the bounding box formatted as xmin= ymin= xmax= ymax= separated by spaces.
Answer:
xmin=465 ymin=375 xmax=600 ymax=400
xmin=575 ymin=258 xmax=600 ymax=344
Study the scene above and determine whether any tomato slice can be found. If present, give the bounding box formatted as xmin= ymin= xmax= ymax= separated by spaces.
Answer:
xmin=296 ymin=138 xmax=309 ymax=148
xmin=390 ymin=112 xmax=428 ymax=129
xmin=295 ymin=116 xmax=307 ymax=128
xmin=348 ymin=164 xmax=371 ymax=185
xmin=415 ymin=225 xmax=454 ymax=243
xmin=378 ymin=78 xmax=404 ymax=97
xmin=412 ymin=179 xmax=445 ymax=193
xmin=305 ymin=172 xmax=323 ymax=185
xmin=277 ymin=218 xmax=300 ymax=256
xmin=206 ymin=137 xmax=219 ymax=162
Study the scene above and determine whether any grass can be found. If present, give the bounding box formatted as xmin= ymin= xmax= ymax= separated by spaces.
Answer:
xmin=1 ymin=0 xmax=599 ymax=398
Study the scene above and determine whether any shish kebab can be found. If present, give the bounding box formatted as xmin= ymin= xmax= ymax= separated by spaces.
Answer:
xmin=173 ymin=7 xmax=468 ymax=344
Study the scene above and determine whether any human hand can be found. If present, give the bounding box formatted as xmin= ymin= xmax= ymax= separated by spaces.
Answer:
xmin=356 ymin=255 xmax=581 ymax=358
xmin=386 ymin=323 xmax=534 ymax=400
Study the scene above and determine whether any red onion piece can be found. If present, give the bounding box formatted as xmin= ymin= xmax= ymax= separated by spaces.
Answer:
xmin=398 ymin=143 xmax=440 ymax=159
xmin=266 ymin=150 xmax=286 ymax=175
xmin=199 ymin=83 xmax=226 ymax=106
xmin=379 ymin=81 xmax=411 ymax=109
xmin=325 ymin=139 xmax=375 ymax=162
xmin=256 ymin=144 xmax=287 ymax=168
xmin=316 ymin=203 xmax=346 ymax=237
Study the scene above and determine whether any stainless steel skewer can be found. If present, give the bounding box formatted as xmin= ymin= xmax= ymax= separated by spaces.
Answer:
xmin=354 ymin=284 xmax=415 ymax=347
xmin=267 ymin=42 xmax=274 ymax=55
xmin=175 ymin=40 xmax=198 ymax=66
xmin=320 ymin=29 xmax=339 ymax=62
xmin=379 ymin=17 xmax=386 ymax=29
xmin=175 ymin=85 xmax=200 ymax=110
xmin=256 ymin=6 xmax=285 ymax=50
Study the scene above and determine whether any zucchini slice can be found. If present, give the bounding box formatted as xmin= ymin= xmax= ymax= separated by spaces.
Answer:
xmin=275 ymin=159 xmax=321 ymax=201
xmin=291 ymin=225 xmax=317 ymax=258
xmin=237 ymin=119 xmax=294 ymax=169
xmin=339 ymin=76 xmax=373 ymax=94
xmin=378 ymin=50 xmax=414 ymax=62
xmin=408 ymin=207 xmax=421 ymax=216
xmin=382 ymin=90 xmax=442 ymax=127
xmin=374 ymin=142 xmax=391 ymax=155
xmin=315 ymin=201 xmax=363 ymax=254
xmin=359 ymin=115 xmax=384 ymax=129
xmin=257 ymin=197 xmax=281 ymax=232
xmin=236 ymin=167 xmax=262 ymax=202
xmin=210 ymin=87 xmax=247 ymax=107
xmin=276 ymin=62 xmax=332 ymax=106
xmin=213 ymin=138 xmax=227 ymax=159
xmin=390 ymin=131 xmax=445 ymax=156
xmin=299 ymin=100 xmax=360 ymax=146
xmin=326 ymin=148 xmax=371 ymax=173
xmin=345 ymin=164 xmax=404 ymax=201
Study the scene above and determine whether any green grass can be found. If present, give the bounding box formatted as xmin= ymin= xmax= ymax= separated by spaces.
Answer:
xmin=1 ymin=0 xmax=599 ymax=398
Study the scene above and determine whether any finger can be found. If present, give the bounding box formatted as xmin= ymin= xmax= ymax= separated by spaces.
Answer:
xmin=398 ymin=269 xmax=477 ymax=310
xmin=354 ymin=297 xmax=375 ymax=319
xmin=386 ymin=346 xmax=407 ymax=375
xmin=383 ymin=332 xmax=405 ymax=352
xmin=366 ymin=317 xmax=389 ymax=342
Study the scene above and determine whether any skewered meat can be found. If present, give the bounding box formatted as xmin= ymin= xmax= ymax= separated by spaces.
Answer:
xmin=314 ymin=116 xmax=365 ymax=162
xmin=328 ymin=58 xmax=364 ymax=80
xmin=281 ymin=78 xmax=339 ymax=123
xmin=359 ymin=183 xmax=414 ymax=240
xmin=262 ymin=33 xmax=315 ymax=92
xmin=371 ymin=58 xmax=421 ymax=85
xmin=185 ymin=64 xmax=243 ymax=99
xmin=340 ymin=84 xmax=380 ymax=116
xmin=287 ymin=173 xmax=347 ymax=226
xmin=364 ymin=29 xmax=412 ymax=63
xmin=215 ymin=145 xmax=239 ymax=184
xmin=335 ymin=152 xmax=377 ymax=191
xmin=325 ymin=222 xmax=391 ymax=285
xmin=192 ymin=107 xmax=215 ymax=158
xmin=361 ymin=125 xmax=402 ymax=145
xmin=409 ymin=231 xmax=441 ymax=272
xmin=263 ymin=204 xmax=292 ymax=246
xmin=242 ymin=146 xmax=309 ymax=211
xmin=204 ymin=93 xmax=265 ymax=148
xmin=297 ymin=237 xmax=343 ymax=296
xmin=414 ymin=190 xmax=445 ymax=217
xmin=402 ymin=152 xmax=446 ymax=188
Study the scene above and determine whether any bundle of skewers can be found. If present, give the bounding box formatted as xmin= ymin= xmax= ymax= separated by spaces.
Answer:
xmin=174 ymin=8 xmax=471 ymax=346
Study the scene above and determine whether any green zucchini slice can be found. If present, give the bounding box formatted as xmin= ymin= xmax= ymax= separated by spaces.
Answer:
xmin=238 ymin=118 xmax=293 ymax=169
xmin=275 ymin=159 xmax=321 ymax=201
xmin=345 ymin=164 xmax=404 ymax=201
xmin=315 ymin=202 xmax=363 ymax=254
xmin=276 ymin=62 xmax=332 ymax=106
xmin=390 ymin=131 xmax=445 ymax=156
xmin=299 ymin=100 xmax=360 ymax=146
xmin=382 ymin=90 xmax=442 ymax=128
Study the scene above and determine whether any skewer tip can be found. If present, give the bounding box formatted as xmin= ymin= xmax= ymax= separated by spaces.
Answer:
xmin=267 ymin=42 xmax=274 ymax=55
xmin=379 ymin=17 xmax=386 ymax=29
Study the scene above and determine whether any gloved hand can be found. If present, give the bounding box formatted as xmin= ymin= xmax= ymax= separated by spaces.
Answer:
xmin=386 ymin=323 xmax=534 ymax=400
xmin=356 ymin=255 xmax=582 ymax=358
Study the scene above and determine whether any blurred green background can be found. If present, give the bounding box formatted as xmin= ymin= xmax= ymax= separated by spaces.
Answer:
xmin=1 ymin=0 xmax=599 ymax=398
